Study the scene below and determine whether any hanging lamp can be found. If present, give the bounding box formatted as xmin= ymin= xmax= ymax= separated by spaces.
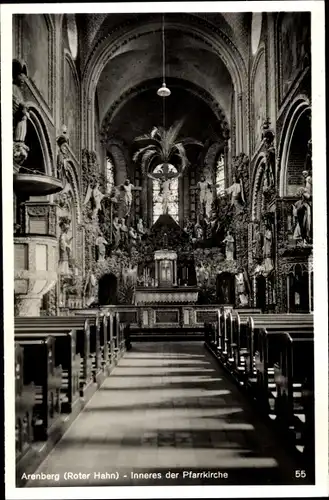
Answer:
xmin=157 ymin=14 xmax=171 ymax=97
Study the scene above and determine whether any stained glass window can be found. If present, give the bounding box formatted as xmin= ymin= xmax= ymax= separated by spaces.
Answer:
xmin=106 ymin=156 xmax=115 ymax=194
xmin=216 ymin=154 xmax=225 ymax=196
xmin=152 ymin=165 xmax=179 ymax=224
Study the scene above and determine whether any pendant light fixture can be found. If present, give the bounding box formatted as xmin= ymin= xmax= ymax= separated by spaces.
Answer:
xmin=157 ymin=14 xmax=171 ymax=98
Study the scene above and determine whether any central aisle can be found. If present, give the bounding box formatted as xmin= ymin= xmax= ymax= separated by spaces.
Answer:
xmin=26 ymin=342 xmax=299 ymax=487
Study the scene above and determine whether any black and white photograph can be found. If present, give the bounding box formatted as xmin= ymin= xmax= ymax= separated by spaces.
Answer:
xmin=2 ymin=1 xmax=327 ymax=498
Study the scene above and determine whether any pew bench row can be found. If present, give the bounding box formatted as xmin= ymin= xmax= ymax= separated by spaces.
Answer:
xmin=14 ymin=312 xmax=130 ymax=471
xmin=204 ymin=310 xmax=314 ymax=471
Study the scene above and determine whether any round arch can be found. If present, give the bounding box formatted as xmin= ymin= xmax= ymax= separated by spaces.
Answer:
xmin=24 ymin=101 xmax=54 ymax=176
xmin=277 ymin=95 xmax=311 ymax=196
xmin=100 ymin=77 xmax=230 ymax=141
xmin=82 ymin=16 xmax=247 ymax=151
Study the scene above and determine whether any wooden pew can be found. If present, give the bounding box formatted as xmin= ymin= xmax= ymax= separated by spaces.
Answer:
xmin=15 ymin=329 xmax=80 ymax=413
xmin=16 ymin=337 xmax=62 ymax=441
xmin=215 ymin=309 xmax=262 ymax=374
xmin=15 ymin=318 xmax=94 ymax=393
xmin=74 ymin=310 xmax=121 ymax=367
xmin=273 ymin=331 xmax=314 ymax=460
xmin=255 ymin=327 xmax=313 ymax=413
xmin=244 ymin=314 xmax=314 ymax=385
xmin=15 ymin=343 xmax=36 ymax=460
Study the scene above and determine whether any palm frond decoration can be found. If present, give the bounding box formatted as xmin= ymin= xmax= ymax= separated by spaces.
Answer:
xmin=133 ymin=119 xmax=203 ymax=178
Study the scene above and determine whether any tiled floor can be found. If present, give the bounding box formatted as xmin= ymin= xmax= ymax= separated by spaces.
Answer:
xmin=25 ymin=342 xmax=301 ymax=487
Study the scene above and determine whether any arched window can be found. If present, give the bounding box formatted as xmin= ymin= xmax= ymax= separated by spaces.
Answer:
xmin=106 ymin=156 xmax=115 ymax=194
xmin=216 ymin=154 xmax=225 ymax=197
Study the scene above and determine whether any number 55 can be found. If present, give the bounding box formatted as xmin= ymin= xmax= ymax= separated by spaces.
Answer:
xmin=295 ymin=470 xmax=306 ymax=478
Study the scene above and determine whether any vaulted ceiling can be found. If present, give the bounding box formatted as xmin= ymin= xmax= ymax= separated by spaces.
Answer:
xmin=76 ymin=13 xmax=250 ymax=147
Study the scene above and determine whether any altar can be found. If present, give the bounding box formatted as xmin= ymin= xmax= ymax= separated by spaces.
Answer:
xmin=134 ymin=247 xmax=199 ymax=306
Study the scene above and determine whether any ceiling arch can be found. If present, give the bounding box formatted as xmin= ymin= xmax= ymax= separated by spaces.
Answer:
xmin=81 ymin=13 xmax=247 ymax=150
xmin=100 ymin=77 xmax=230 ymax=144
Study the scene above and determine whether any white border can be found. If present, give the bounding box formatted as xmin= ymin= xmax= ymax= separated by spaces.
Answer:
xmin=1 ymin=2 xmax=327 ymax=499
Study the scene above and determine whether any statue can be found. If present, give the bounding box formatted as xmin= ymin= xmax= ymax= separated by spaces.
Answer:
xmin=137 ymin=218 xmax=145 ymax=240
xmin=95 ymin=232 xmax=108 ymax=261
xmin=302 ymin=170 xmax=312 ymax=199
xmin=58 ymin=217 xmax=73 ymax=275
xmin=56 ymin=126 xmax=70 ymax=181
xmin=196 ymin=262 xmax=209 ymax=284
xmin=120 ymin=218 xmax=128 ymax=246
xmin=196 ymin=176 xmax=213 ymax=214
xmin=253 ymin=222 xmax=263 ymax=261
xmin=14 ymin=104 xmax=29 ymax=143
xmin=194 ymin=220 xmax=204 ymax=240
xmin=222 ymin=230 xmax=235 ymax=261
xmin=225 ymin=175 xmax=245 ymax=208
xmin=84 ymin=182 xmax=108 ymax=218
xmin=117 ymin=179 xmax=142 ymax=216
xmin=236 ymin=272 xmax=249 ymax=307
xmin=160 ymin=177 xmax=171 ymax=214
xmin=292 ymin=188 xmax=312 ymax=245
xmin=184 ymin=218 xmax=194 ymax=240
xmin=204 ymin=184 xmax=214 ymax=218
xmin=112 ymin=216 xmax=121 ymax=249
xmin=263 ymin=225 xmax=274 ymax=274
xmin=129 ymin=226 xmax=138 ymax=248
xmin=84 ymin=271 xmax=97 ymax=307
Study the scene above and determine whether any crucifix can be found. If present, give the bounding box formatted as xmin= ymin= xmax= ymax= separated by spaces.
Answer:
xmin=116 ymin=178 xmax=142 ymax=216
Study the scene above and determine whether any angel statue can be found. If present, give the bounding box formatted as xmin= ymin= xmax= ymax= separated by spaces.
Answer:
xmin=84 ymin=182 xmax=108 ymax=218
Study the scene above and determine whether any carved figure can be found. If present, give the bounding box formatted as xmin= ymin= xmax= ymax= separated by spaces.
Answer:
xmin=137 ymin=218 xmax=145 ymax=239
xmin=117 ymin=179 xmax=142 ymax=216
xmin=196 ymin=176 xmax=213 ymax=213
xmin=293 ymin=188 xmax=312 ymax=245
xmin=160 ymin=177 xmax=171 ymax=214
xmin=84 ymin=182 xmax=107 ymax=218
xmin=84 ymin=272 xmax=97 ymax=307
xmin=225 ymin=175 xmax=245 ymax=207
xmin=120 ymin=218 xmax=129 ymax=246
xmin=263 ymin=226 xmax=274 ymax=274
xmin=236 ymin=272 xmax=249 ymax=307
xmin=302 ymin=170 xmax=312 ymax=199
xmin=96 ymin=233 xmax=108 ymax=261
xmin=129 ymin=226 xmax=138 ymax=248
xmin=222 ymin=230 xmax=235 ymax=261
xmin=112 ymin=216 xmax=121 ymax=249
xmin=14 ymin=104 xmax=29 ymax=143
xmin=205 ymin=185 xmax=213 ymax=217
xmin=194 ymin=220 xmax=204 ymax=240
xmin=58 ymin=218 xmax=73 ymax=275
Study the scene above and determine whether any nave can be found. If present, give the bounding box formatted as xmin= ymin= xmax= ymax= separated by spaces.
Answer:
xmin=26 ymin=342 xmax=304 ymax=487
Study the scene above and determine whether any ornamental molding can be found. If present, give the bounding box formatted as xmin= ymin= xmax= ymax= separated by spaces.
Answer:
xmin=134 ymin=290 xmax=199 ymax=305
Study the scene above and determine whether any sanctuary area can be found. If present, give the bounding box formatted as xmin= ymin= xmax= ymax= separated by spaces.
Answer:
xmin=11 ymin=10 xmax=315 ymax=489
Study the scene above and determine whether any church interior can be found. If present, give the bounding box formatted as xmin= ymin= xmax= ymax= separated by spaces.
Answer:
xmin=11 ymin=11 xmax=316 ymax=489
